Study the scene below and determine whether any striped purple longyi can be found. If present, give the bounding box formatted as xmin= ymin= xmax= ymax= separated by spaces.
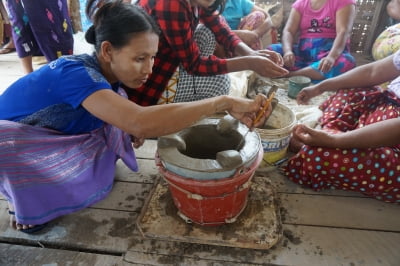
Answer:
xmin=0 ymin=120 xmax=138 ymax=225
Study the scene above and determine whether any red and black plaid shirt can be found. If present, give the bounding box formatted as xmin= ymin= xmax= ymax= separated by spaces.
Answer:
xmin=127 ymin=0 xmax=241 ymax=106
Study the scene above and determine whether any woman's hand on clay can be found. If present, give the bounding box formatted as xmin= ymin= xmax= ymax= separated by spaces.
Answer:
xmin=252 ymin=101 xmax=272 ymax=128
xmin=318 ymin=56 xmax=335 ymax=73
xmin=296 ymin=84 xmax=322 ymax=105
xmin=283 ymin=51 xmax=295 ymax=68
xmin=256 ymin=50 xmax=284 ymax=66
xmin=227 ymin=94 xmax=272 ymax=129
xmin=248 ymin=55 xmax=289 ymax=78
xmin=131 ymin=135 xmax=145 ymax=149
xmin=292 ymin=124 xmax=335 ymax=148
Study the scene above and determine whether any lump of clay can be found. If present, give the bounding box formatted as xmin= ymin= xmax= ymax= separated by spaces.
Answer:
xmin=216 ymin=115 xmax=239 ymax=135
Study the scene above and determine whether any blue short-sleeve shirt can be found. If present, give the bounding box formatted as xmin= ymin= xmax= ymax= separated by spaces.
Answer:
xmin=222 ymin=0 xmax=255 ymax=30
xmin=0 ymin=54 xmax=115 ymax=134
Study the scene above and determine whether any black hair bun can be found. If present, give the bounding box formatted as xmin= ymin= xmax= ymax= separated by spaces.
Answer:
xmin=85 ymin=26 xmax=96 ymax=44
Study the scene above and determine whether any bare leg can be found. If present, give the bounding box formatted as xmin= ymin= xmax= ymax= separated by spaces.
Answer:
xmin=20 ymin=55 xmax=34 ymax=74
xmin=287 ymin=66 xmax=325 ymax=80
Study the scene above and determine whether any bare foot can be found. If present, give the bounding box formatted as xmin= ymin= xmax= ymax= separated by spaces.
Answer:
xmin=7 ymin=203 xmax=40 ymax=232
xmin=0 ymin=40 xmax=16 ymax=54
xmin=2 ymin=39 xmax=15 ymax=49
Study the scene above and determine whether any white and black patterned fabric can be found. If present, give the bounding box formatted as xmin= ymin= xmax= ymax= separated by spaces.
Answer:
xmin=174 ymin=24 xmax=230 ymax=103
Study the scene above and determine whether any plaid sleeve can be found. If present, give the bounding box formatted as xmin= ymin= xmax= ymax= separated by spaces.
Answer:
xmin=130 ymin=0 xmax=238 ymax=106
xmin=155 ymin=0 xmax=231 ymax=75
xmin=201 ymin=10 xmax=242 ymax=54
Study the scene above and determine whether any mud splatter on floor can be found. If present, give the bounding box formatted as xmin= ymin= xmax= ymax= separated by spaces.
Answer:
xmin=137 ymin=176 xmax=282 ymax=250
xmin=283 ymin=229 xmax=302 ymax=245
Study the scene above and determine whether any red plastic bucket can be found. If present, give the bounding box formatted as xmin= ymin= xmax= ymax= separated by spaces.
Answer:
xmin=157 ymin=148 xmax=263 ymax=226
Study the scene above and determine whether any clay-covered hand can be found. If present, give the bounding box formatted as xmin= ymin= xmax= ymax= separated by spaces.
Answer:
xmin=252 ymin=95 xmax=273 ymax=128
xmin=292 ymin=124 xmax=335 ymax=148
xmin=131 ymin=135 xmax=145 ymax=148
xmin=283 ymin=51 xmax=295 ymax=68
xmin=248 ymin=55 xmax=289 ymax=78
xmin=296 ymin=84 xmax=322 ymax=105
xmin=256 ymin=49 xmax=284 ymax=66
xmin=227 ymin=94 xmax=272 ymax=129
xmin=318 ymin=56 xmax=335 ymax=73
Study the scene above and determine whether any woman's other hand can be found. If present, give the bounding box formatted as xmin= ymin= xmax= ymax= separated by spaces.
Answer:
xmin=292 ymin=124 xmax=335 ymax=148
xmin=296 ymin=84 xmax=322 ymax=105
xmin=247 ymin=55 xmax=289 ymax=78
xmin=318 ymin=56 xmax=335 ymax=73
xmin=257 ymin=49 xmax=284 ymax=66
xmin=283 ymin=51 xmax=295 ymax=68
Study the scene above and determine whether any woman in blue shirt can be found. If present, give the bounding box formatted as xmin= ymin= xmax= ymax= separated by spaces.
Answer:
xmin=0 ymin=0 xmax=272 ymax=234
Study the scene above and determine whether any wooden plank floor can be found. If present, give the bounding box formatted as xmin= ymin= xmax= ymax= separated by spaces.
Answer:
xmin=1 ymin=51 xmax=399 ymax=265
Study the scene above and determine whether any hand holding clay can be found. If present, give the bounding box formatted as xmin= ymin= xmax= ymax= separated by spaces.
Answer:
xmin=248 ymin=56 xmax=289 ymax=78
xmin=255 ymin=50 xmax=284 ymax=67
xmin=227 ymin=94 xmax=272 ymax=129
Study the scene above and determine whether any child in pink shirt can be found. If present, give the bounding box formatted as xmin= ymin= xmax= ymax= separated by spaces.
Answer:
xmin=268 ymin=0 xmax=356 ymax=81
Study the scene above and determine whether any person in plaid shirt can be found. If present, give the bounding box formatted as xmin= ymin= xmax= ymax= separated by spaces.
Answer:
xmin=128 ymin=0 xmax=288 ymax=105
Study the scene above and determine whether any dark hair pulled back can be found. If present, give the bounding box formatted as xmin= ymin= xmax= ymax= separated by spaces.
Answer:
xmin=207 ymin=0 xmax=226 ymax=14
xmin=85 ymin=0 xmax=159 ymax=52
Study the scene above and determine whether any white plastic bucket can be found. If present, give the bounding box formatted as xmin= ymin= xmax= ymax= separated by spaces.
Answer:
xmin=255 ymin=103 xmax=296 ymax=165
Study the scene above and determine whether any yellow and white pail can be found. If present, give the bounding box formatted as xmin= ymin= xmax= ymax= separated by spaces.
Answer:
xmin=255 ymin=103 xmax=296 ymax=165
